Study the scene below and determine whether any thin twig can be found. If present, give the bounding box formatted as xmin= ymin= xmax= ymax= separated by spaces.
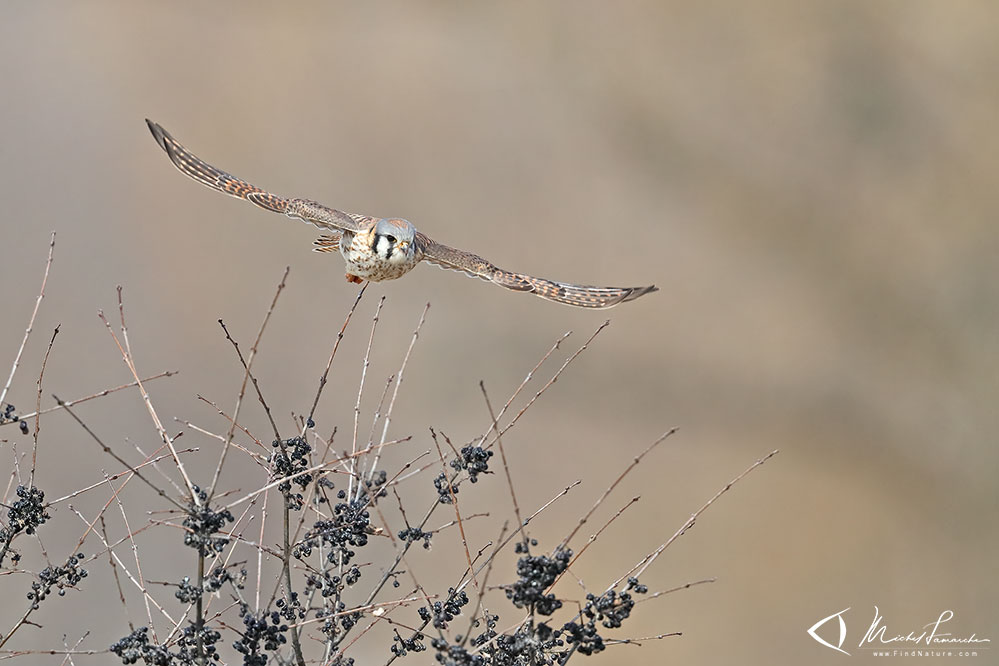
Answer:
xmin=460 ymin=521 xmax=509 ymax=649
xmin=29 ymin=325 xmax=59 ymax=487
xmin=98 ymin=288 xmax=196 ymax=501
xmin=64 ymin=444 xmax=172 ymax=558
xmin=455 ymin=479 xmax=583 ymax=605
xmin=635 ymin=577 xmax=716 ymax=603
xmin=559 ymin=496 xmax=641 ymax=585
xmin=255 ymin=470 xmax=271 ymax=613
xmin=482 ymin=322 xmax=610 ymax=450
xmin=610 ymin=449 xmax=779 ymax=591
xmin=54 ymin=398 xmax=186 ymax=513
xmin=59 ymin=630 xmax=90 ymax=666
xmin=480 ymin=382 xmax=526 ymax=545
xmin=604 ymin=632 xmax=683 ymax=646
xmin=429 ymin=512 xmax=489 ymax=533
xmin=304 ymin=283 xmax=367 ymax=431
xmin=290 ymin=594 xmax=431 ymax=632
xmin=218 ymin=318 xmax=280 ymax=441
xmin=67 ymin=506 xmax=177 ymax=626
xmin=209 ymin=265 xmax=289 ymax=500
xmin=369 ymin=302 xmax=429 ymax=480
xmin=46 ymin=447 xmax=197 ymax=506
xmin=430 ymin=429 xmax=479 ymax=595
xmin=560 ymin=428 xmax=677 ymax=551
xmin=350 ymin=296 xmax=385 ymax=503
xmin=365 ymin=375 xmax=394 ymax=451
xmin=195 ymin=394 xmax=265 ymax=452
xmin=132 ymin=440 xmax=187 ymax=501
xmin=103 ymin=474 xmax=157 ymax=637
xmin=99 ymin=514 xmax=133 ymax=632
xmin=0 ymin=649 xmax=107 ymax=660
xmin=1 ymin=371 xmax=178 ymax=426
xmin=474 ymin=330 xmax=572 ymax=449
xmin=175 ymin=418 xmax=268 ymax=467
xmin=0 ymin=232 xmax=55 ymax=412
xmin=284 ymin=499 xmax=307 ymax=666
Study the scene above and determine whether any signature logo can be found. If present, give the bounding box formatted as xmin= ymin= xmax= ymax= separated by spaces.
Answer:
xmin=808 ymin=607 xmax=851 ymax=655
xmin=808 ymin=607 xmax=991 ymax=656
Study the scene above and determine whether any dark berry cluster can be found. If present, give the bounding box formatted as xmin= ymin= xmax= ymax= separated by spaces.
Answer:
xmin=468 ymin=613 xmax=499 ymax=648
xmin=110 ymin=627 xmax=173 ymax=665
xmin=433 ymin=473 xmax=459 ymax=504
xmin=295 ymin=499 xmax=369 ymax=567
xmin=391 ymin=629 xmax=426 ymax=657
xmin=482 ymin=624 xmax=563 ymax=665
xmin=182 ymin=486 xmax=234 ymax=556
xmin=275 ymin=592 xmax=306 ymax=622
xmin=562 ymin=577 xmax=647 ymax=655
xmin=462 ymin=617 xmax=572 ymax=665
xmin=449 ymin=446 xmax=493 ymax=483
xmin=27 ymin=552 xmax=87 ymax=609
xmin=314 ymin=475 xmax=336 ymax=505
xmin=590 ymin=576 xmax=646 ymax=629
xmin=177 ymin=622 xmax=223 ymax=663
xmin=315 ymin=601 xmax=362 ymax=639
xmin=232 ymin=608 xmax=289 ymax=666
xmin=397 ymin=525 xmax=433 ymax=549
xmin=270 ymin=436 xmax=312 ymax=510
xmin=505 ymin=547 xmax=572 ymax=616
xmin=430 ymin=638 xmax=485 ymax=666
xmin=111 ymin=622 xmax=224 ymax=665
xmin=560 ymin=619 xmax=603 ymax=656
xmin=175 ymin=566 xmax=244 ymax=604
xmin=514 ymin=538 xmax=538 ymax=554
xmin=175 ymin=576 xmax=200 ymax=604
xmin=294 ymin=473 xmax=385 ymax=568
xmin=417 ymin=587 xmax=469 ymax=629
xmin=368 ymin=469 xmax=389 ymax=495
xmin=1 ymin=402 xmax=28 ymax=434
xmin=304 ymin=565 xmax=361 ymax=600
xmin=6 ymin=484 xmax=50 ymax=536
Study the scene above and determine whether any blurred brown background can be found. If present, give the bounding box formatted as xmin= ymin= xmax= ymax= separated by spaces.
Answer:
xmin=1 ymin=2 xmax=996 ymax=664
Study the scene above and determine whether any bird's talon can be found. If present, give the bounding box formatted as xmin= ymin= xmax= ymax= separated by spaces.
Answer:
xmin=345 ymin=274 xmax=364 ymax=284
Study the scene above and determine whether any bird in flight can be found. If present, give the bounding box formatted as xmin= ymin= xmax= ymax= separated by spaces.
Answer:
xmin=146 ymin=120 xmax=657 ymax=309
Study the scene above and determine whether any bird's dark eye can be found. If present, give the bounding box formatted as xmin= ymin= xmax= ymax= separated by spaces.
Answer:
xmin=386 ymin=235 xmax=396 ymax=244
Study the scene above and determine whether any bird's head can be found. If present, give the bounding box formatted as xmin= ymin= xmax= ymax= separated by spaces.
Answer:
xmin=372 ymin=218 xmax=416 ymax=263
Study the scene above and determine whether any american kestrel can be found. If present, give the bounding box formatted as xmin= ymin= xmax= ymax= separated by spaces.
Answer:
xmin=146 ymin=120 xmax=657 ymax=309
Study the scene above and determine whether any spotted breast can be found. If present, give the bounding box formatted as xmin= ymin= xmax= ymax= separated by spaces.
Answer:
xmin=339 ymin=221 xmax=421 ymax=283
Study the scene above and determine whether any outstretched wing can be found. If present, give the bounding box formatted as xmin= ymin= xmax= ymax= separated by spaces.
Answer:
xmin=416 ymin=233 xmax=657 ymax=309
xmin=146 ymin=120 xmax=368 ymax=233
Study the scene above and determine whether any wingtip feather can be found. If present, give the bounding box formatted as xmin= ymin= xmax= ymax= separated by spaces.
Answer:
xmin=145 ymin=119 xmax=169 ymax=151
